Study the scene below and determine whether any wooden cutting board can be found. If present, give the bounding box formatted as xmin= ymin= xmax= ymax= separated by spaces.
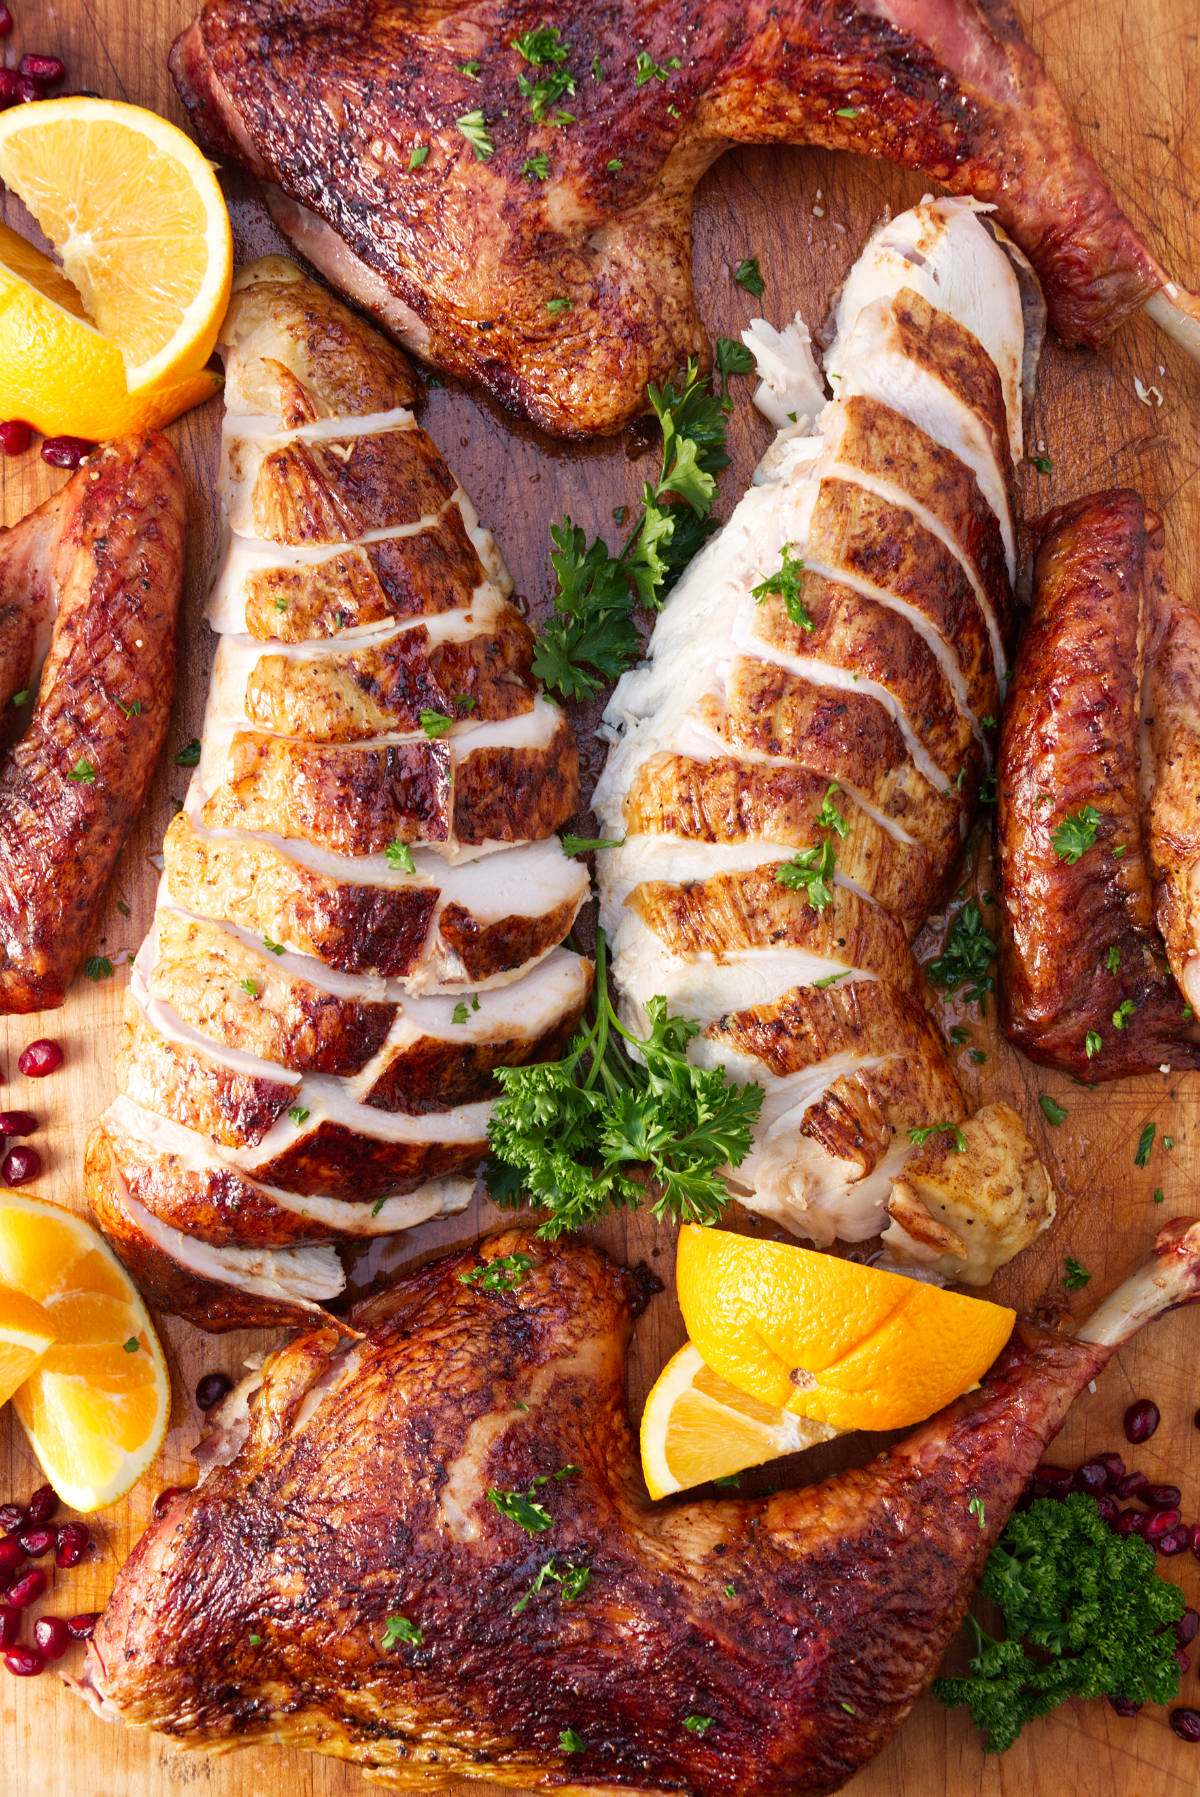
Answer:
xmin=2 ymin=1 xmax=1200 ymax=1791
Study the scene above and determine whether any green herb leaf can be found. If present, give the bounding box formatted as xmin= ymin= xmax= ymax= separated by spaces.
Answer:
xmin=634 ymin=49 xmax=680 ymax=85
xmin=1154 ymin=1188 xmax=1165 ymax=1204
xmin=174 ymin=738 xmax=201 ymax=767
xmin=487 ymin=1486 xmax=554 ymax=1533
xmin=907 ymin=1121 xmax=967 ymax=1152
xmin=968 ymin=1493 xmax=986 ymax=1529
xmin=1063 ymin=1256 xmax=1091 ymax=1290
xmin=513 ymin=25 xmax=571 ymax=63
xmin=456 ymin=109 xmax=494 ymax=158
xmin=419 ymin=708 xmax=453 ymax=738
xmin=775 ymin=838 xmax=836 ymax=909
xmin=1052 ymin=804 xmax=1101 ymax=864
xmin=516 ymin=64 xmax=576 ymax=123
xmin=733 ymin=256 xmax=764 ymax=297
xmin=560 ymin=1729 xmax=586 ymax=1754
xmin=240 ymin=978 xmax=258 ymax=997
xmin=512 ymin=1555 xmax=590 ymax=1613
xmin=1135 ymin=1121 xmax=1155 ymax=1167
xmin=288 ymin=1106 xmax=310 ymax=1126
xmin=715 ymin=337 xmax=756 ymax=379
xmin=684 ymin=1715 xmax=714 ymax=1734
xmin=451 ymin=1001 xmax=470 ymax=1024
xmin=1112 ymin=998 xmax=1137 ymax=1029
xmin=1106 ymin=944 xmax=1121 ymax=974
xmin=84 ymin=955 xmax=114 ymax=982
xmin=546 ymin=296 xmax=572 ymax=314
xmin=67 ymin=757 xmax=97 ymax=783
xmin=409 ymin=143 xmax=429 ymax=169
xmin=385 ymin=841 xmax=415 ymax=874
xmin=812 ymin=969 xmax=851 ymax=990
xmin=458 ymin=59 xmax=479 ymax=77
xmin=927 ymin=900 xmax=997 ymax=1013
xmin=263 ymin=937 xmax=285 ymax=955
xmin=949 ymin=1025 xmax=970 ymax=1045
xmin=521 ymin=151 xmax=550 ymax=179
xmin=1085 ymin=1029 xmax=1103 ymax=1059
xmin=607 ymin=156 xmax=623 ymax=170
xmin=116 ymin=900 xmax=131 ymax=917
xmin=561 ymin=834 xmax=625 ymax=856
xmin=117 ymin=697 xmax=141 ymax=718
xmin=248 ymin=1633 xmax=262 ymax=1646
xmin=969 ymin=1048 xmax=988 ymax=1065
xmin=751 ymin=542 xmax=811 ymax=630
xmin=10 ymin=689 xmax=28 ymax=707
xmin=460 ymin=1251 xmax=535 ymax=1293
xmin=815 ymin=783 xmax=848 ymax=838
xmin=1039 ymin=1095 xmax=1067 ymax=1126
xmin=123 ymin=1336 xmax=140 ymax=1352
xmin=834 ymin=105 xmax=859 ymax=118
xmin=1031 ymin=455 xmax=1054 ymax=474
xmin=382 ymin=1615 xmax=422 ymax=1649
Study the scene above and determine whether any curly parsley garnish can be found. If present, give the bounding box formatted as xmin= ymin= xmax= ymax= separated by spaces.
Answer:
xmin=385 ymin=841 xmax=415 ymax=874
xmin=382 ymin=1615 xmax=422 ymax=1649
xmin=459 ymin=1250 xmax=535 ymax=1293
xmin=926 ymin=899 xmax=997 ymax=1013
xmin=1063 ymin=1255 xmax=1091 ymax=1290
xmin=487 ymin=927 xmax=762 ymax=1236
xmin=752 ymin=542 xmax=812 ymax=631
xmin=733 ymin=255 xmax=765 ymax=297
xmin=1052 ymin=804 xmax=1101 ymax=864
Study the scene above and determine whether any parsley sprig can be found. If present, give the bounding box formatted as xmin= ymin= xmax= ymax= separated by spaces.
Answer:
xmin=486 ymin=927 xmax=762 ymax=1236
xmin=927 ymin=899 xmax=997 ymax=1014
xmin=531 ymin=355 xmax=744 ymax=701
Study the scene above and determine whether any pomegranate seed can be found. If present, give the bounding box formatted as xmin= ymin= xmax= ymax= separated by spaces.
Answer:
xmin=15 ymin=75 xmax=42 ymax=103
xmin=1159 ymin=1524 xmax=1190 ymax=1557
xmin=0 ymin=70 xmax=17 ymax=108
xmin=1094 ymin=1451 xmax=1125 ymax=1483
xmin=1170 ymin=1708 xmax=1200 ymax=1744
xmin=25 ymin=1485 xmax=57 ymax=1526
xmin=0 ymin=1539 xmax=25 ymax=1575
xmin=1179 ymin=1608 xmax=1200 ymax=1648
xmin=1178 ymin=1650 xmax=1193 ymax=1675
xmin=1074 ymin=1460 xmax=1109 ymax=1496
xmin=195 ymin=1370 xmax=234 ymax=1411
xmin=1033 ymin=1464 xmax=1074 ymax=1498
xmin=7 ymin=1568 xmax=46 ymax=1608
xmin=66 ymin=1612 xmax=99 ymax=1641
xmin=1115 ymin=1470 xmax=1148 ymax=1500
xmin=16 ymin=1526 xmax=55 ymax=1559
xmin=0 ymin=6 xmax=13 ymax=35
xmin=152 ymin=1486 xmax=185 ymax=1521
xmin=17 ymin=53 xmax=65 ymax=85
xmin=1191 ymin=1523 xmax=1200 ymax=1560
xmin=40 ymin=436 xmax=94 ymax=470
xmin=2 ymin=1146 xmax=40 ymax=1185
xmin=1095 ymin=1494 xmax=1119 ymax=1524
xmin=32 ymin=1615 xmax=69 ymax=1660
xmin=1145 ymin=1506 xmax=1181 ymax=1543
xmin=1123 ymin=1399 xmax=1160 ymax=1444
xmin=1116 ymin=1508 xmax=1147 ymax=1537
xmin=1144 ymin=1482 xmax=1182 ymax=1511
xmin=0 ymin=1505 xmax=25 ymax=1535
xmin=3 ymin=1644 xmax=44 ymax=1676
xmin=1108 ymin=1695 xmax=1142 ymax=1717
xmin=17 ymin=1040 xmax=62 ymax=1078
xmin=0 ymin=421 xmax=32 ymax=456
xmin=0 ymin=1606 xmax=17 ymax=1649
xmin=54 ymin=1522 xmax=89 ymax=1570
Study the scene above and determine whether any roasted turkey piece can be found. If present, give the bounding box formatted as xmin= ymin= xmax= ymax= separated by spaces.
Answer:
xmin=595 ymin=197 xmax=1054 ymax=1281
xmin=0 ymin=435 xmax=185 ymax=1012
xmin=171 ymin=0 xmax=1200 ymax=437
xmin=997 ymin=491 xmax=1200 ymax=1080
xmin=86 ymin=261 xmax=589 ymax=1333
xmin=78 ymin=1218 xmax=1200 ymax=1795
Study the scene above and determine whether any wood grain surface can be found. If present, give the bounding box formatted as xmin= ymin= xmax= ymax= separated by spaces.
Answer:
xmin=2 ymin=1 xmax=1200 ymax=1792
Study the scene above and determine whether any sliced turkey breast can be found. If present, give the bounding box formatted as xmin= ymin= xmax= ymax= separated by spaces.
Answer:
xmin=595 ymin=199 xmax=1054 ymax=1280
xmin=1146 ymin=576 xmax=1200 ymax=1015
xmin=87 ymin=260 xmax=588 ymax=1330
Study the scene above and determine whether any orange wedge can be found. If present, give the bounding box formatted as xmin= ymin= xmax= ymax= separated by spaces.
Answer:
xmin=0 ymin=1283 xmax=56 ymax=1409
xmin=640 ymin=1342 xmax=839 ymax=1498
xmin=0 ymin=1188 xmax=169 ymax=1511
xmin=675 ymin=1225 xmax=1016 ymax=1434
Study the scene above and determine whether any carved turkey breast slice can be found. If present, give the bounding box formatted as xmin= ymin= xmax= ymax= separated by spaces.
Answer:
xmin=87 ymin=259 xmax=589 ymax=1331
xmin=595 ymin=199 xmax=1054 ymax=1283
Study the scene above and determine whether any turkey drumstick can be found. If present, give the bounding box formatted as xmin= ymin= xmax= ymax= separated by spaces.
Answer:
xmin=79 ymin=1218 xmax=1200 ymax=1795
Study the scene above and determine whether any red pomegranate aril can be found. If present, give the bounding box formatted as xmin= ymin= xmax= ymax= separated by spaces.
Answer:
xmin=7 ymin=1568 xmax=46 ymax=1608
xmin=40 ymin=436 xmax=94 ymax=470
xmin=17 ymin=1039 xmax=62 ymax=1078
xmin=66 ymin=1612 xmax=99 ymax=1641
xmin=1179 ymin=1608 xmax=1200 ymax=1648
xmin=1095 ymin=1494 xmax=1119 ymax=1524
xmin=0 ymin=1539 xmax=25 ymax=1575
xmin=1170 ymin=1708 xmax=1200 ymax=1744
xmin=0 ymin=1606 xmax=17 ymax=1649
xmin=1145 ymin=1506 xmax=1181 ymax=1543
xmin=2 ymin=1145 xmax=41 ymax=1185
xmin=195 ymin=1370 xmax=234 ymax=1411
xmin=3 ymin=1644 xmax=43 ymax=1676
xmin=25 ymin=1484 xmax=57 ymax=1526
xmin=1094 ymin=1451 xmax=1125 ymax=1484
xmin=1159 ymin=1524 xmax=1190 ymax=1557
xmin=0 ymin=420 xmax=32 ymax=456
xmin=1033 ymin=1464 xmax=1074 ymax=1498
xmin=1116 ymin=1508 xmax=1147 ymax=1537
xmin=0 ymin=1111 xmax=37 ymax=1137
xmin=15 ymin=74 xmax=42 ymax=103
xmin=32 ymin=1615 xmax=69 ymax=1661
xmin=16 ymin=1526 xmax=55 ymax=1559
xmin=1178 ymin=1650 xmax=1192 ymax=1675
xmin=55 ymin=1522 xmax=89 ymax=1569
xmin=1123 ymin=1398 xmax=1160 ymax=1444
xmin=1115 ymin=1469 xmax=1148 ymax=1500
xmin=17 ymin=53 xmax=65 ymax=84
xmin=0 ymin=6 xmax=14 ymax=35
xmin=1074 ymin=1460 xmax=1110 ymax=1496
xmin=0 ymin=1504 xmax=25 ymax=1535
xmin=0 ymin=69 xmax=17 ymax=107
xmin=152 ymin=1486 xmax=185 ymax=1521
xmin=1191 ymin=1523 xmax=1200 ymax=1560
xmin=1108 ymin=1695 xmax=1142 ymax=1717
xmin=1144 ymin=1482 xmax=1182 ymax=1511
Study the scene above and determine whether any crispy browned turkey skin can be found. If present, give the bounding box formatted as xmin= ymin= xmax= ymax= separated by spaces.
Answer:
xmin=0 ymin=436 xmax=185 ymax=1011
xmin=86 ymin=263 xmax=589 ymax=1332
xmin=997 ymin=492 xmax=1200 ymax=1080
xmin=78 ymin=1220 xmax=1200 ymax=1794
xmin=170 ymin=0 xmax=1200 ymax=436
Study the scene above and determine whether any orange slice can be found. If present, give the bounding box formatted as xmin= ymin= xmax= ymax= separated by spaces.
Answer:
xmin=0 ymin=1187 xmax=170 ymax=1511
xmin=675 ymin=1225 xmax=1016 ymax=1434
xmin=0 ymin=1283 xmax=56 ymax=1409
xmin=0 ymin=94 xmax=231 ymax=400
xmin=640 ymin=1342 xmax=839 ymax=1499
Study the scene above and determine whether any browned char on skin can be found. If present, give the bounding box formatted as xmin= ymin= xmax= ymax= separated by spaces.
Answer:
xmin=169 ymin=0 xmax=1199 ymax=436
xmin=0 ymin=436 xmax=185 ymax=1011
xmin=997 ymin=490 xmax=1200 ymax=1079
xmin=81 ymin=1228 xmax=1112 ymax=1793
